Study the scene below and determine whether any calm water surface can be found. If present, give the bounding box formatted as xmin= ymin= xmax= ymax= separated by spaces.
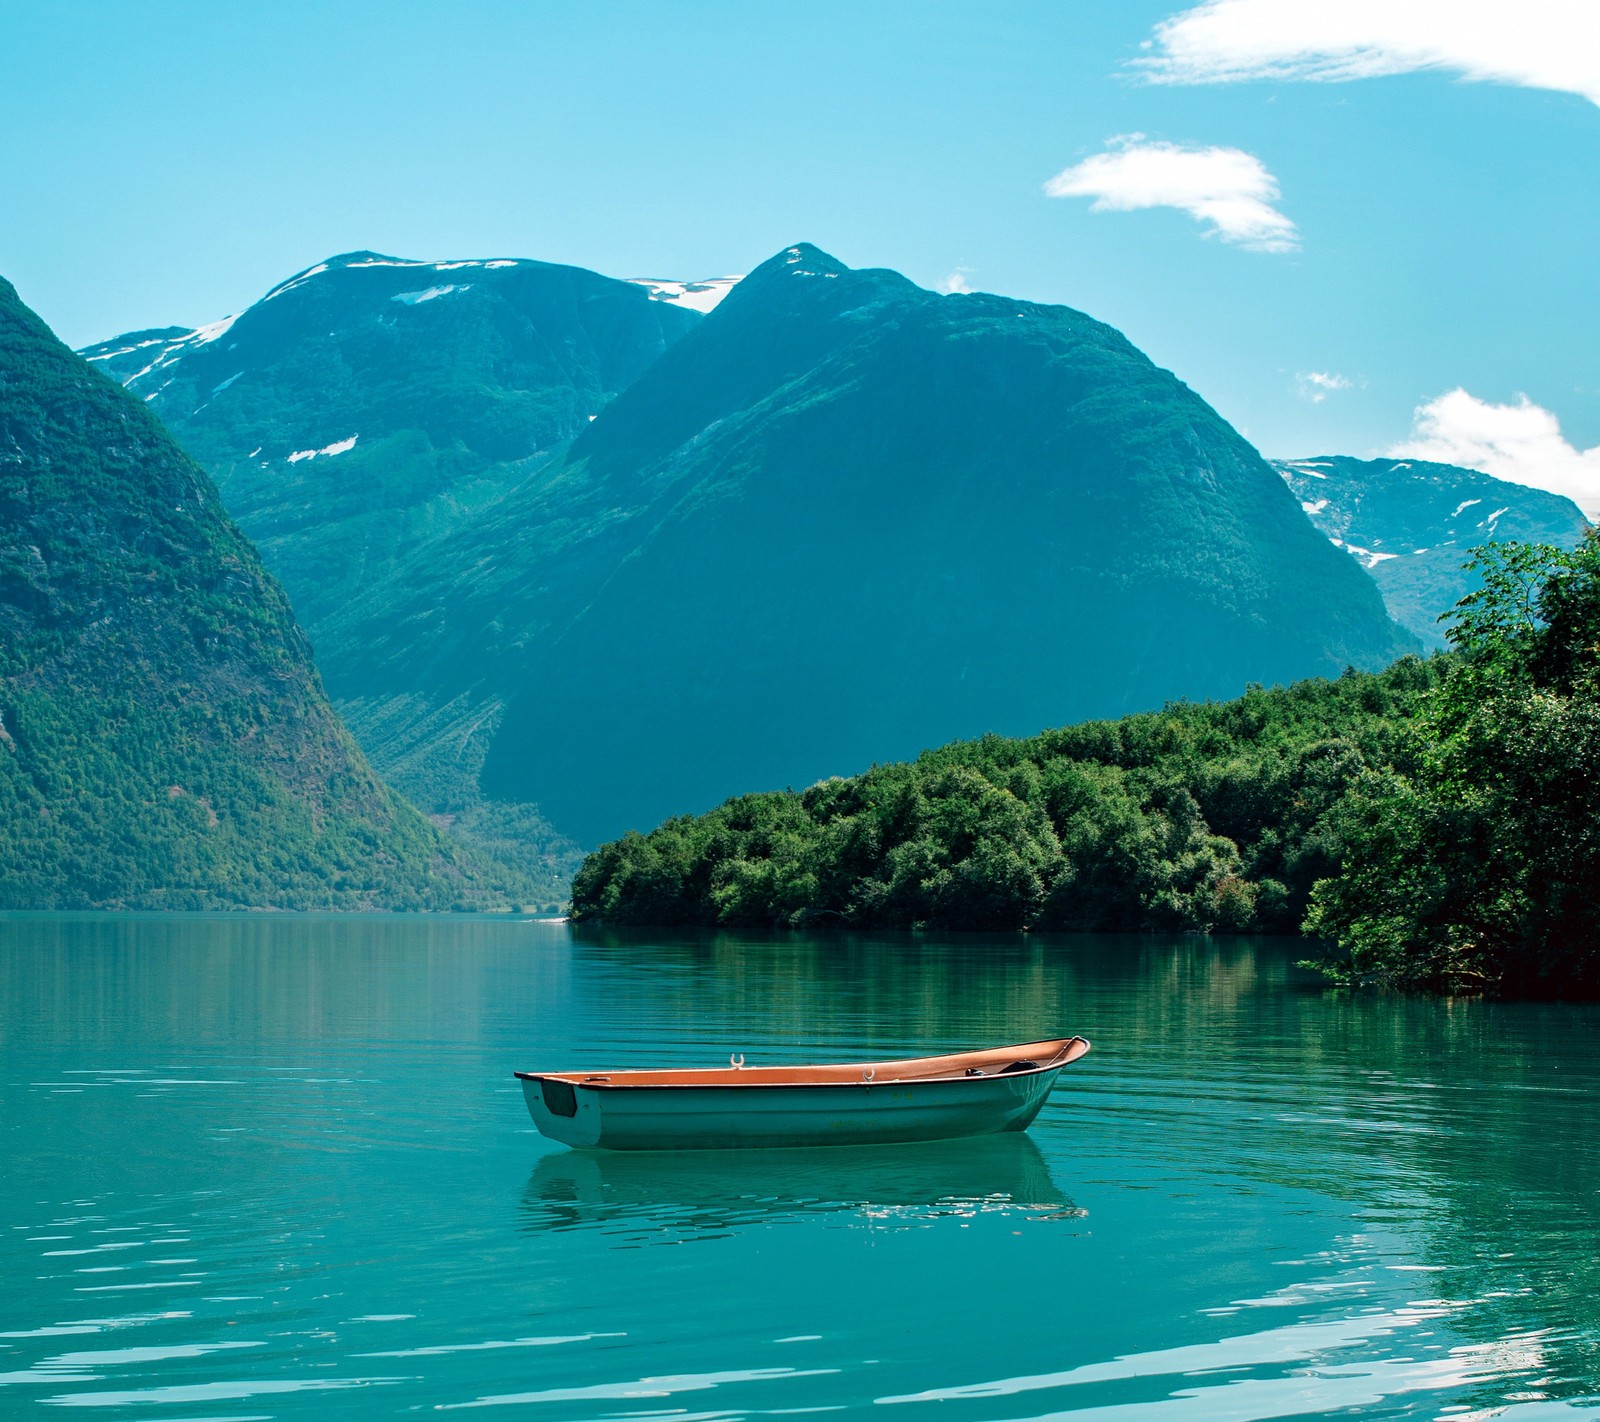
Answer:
xmin=2 ymin=916 xmax=1599 ymax=1420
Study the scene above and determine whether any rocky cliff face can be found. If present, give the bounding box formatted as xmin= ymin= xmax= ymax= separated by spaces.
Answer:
xmin=1277 ymin=456 xmax=1592 ymax=648
xmin=0 ymin=273 xmax=520 ymax=909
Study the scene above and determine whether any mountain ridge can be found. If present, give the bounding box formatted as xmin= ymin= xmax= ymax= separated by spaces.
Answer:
xmin=80 ymin=249 xmax=705 ymax=623
xmin=75 ymin=242 xmax=1420 ymax=850
xmin=79 ymin=249 xmax=708 ymax=883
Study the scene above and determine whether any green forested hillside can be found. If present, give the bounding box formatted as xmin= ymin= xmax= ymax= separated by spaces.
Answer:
xmin=0 ymin=274 xmax=529 ymax=910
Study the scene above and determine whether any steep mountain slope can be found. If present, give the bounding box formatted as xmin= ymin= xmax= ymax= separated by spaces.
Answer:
xmin=0 ymin=275 xmax=518 ymax=910
xmin=324 ymin=244 xmax=1416 ymax=843
xmin=1277 ymin=456 xmax=1591 ymax=648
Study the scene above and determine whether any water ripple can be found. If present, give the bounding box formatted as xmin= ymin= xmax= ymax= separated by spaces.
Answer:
xmin=4 ymin=921 xmax=1600 ymax=1419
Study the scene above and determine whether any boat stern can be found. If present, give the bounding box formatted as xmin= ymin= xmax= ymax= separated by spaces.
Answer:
xmin=518 ymin=1073 xmax=603 ymax=1148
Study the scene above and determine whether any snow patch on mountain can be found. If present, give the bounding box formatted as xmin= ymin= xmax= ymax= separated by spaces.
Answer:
xmin=88 ymin=314 xmax=245 ymax=398
xmin=84 ymin=334 xmax=175 ymax=362
xmin=345 ymin=256 xmax=517 ymax=273
xmin=122 ymin=352 xmax=170 ymax=386
xmin=261 ymin=255 xmax=520 ymax=299
xmin=628 ymin=276 xmax=741 ymax=313
xmin=1345 ymin=544 xmax=1398 ymax=568
xmin=264 ymin=264 xmax=330 ymax=302
xmin=190 ymin=314 xmax=240 ymax=345
xmin=287 ymin=436 xmax=359 ymax=463
xmin=392 ymin=285 xmax=471 ymax=305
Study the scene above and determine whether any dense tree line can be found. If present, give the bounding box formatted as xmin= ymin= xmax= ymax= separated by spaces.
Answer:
xmin=574 ymin=533 xmax=1600 ymax=998
xmin=572 ymin=660 xmax=1440 ymax=936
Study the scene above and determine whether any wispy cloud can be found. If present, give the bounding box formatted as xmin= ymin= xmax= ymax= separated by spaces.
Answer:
xmin=1137 ymin=0 xmax=1600 ymax=109
xmin=1044 ymin=135 xmax=1298 ymax=252
xmin=1391 ymin=388 xmax=1600 ymax=520
xmin=937 ymin=268 xmax=975 ymax=294
xmin=1298 ymin=370 xmax=1352 ymax=403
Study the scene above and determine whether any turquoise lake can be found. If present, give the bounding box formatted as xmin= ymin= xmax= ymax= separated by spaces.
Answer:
xmin=3 ymin=915 xmax=1599 ymax=1420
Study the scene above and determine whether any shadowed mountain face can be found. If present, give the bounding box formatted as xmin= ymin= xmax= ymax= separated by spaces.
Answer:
xmin=1276 ymin=456 xmax=1592 ymax=649
xmin=315 ymin=244 xmax=1415 ymax=844
xmin=0 ymin=275 xmax=513 ymax=910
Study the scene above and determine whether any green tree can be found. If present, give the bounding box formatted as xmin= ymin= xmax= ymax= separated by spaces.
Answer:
xmin=1307 ymin=531 xmax=1600 ymax=996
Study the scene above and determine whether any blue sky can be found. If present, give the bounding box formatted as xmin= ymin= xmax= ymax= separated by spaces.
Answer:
xmin=3 ymin=0 xmax=1596 ymax=504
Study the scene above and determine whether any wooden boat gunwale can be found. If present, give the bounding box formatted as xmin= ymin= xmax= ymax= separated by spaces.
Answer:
xmin=514 ymin=1035 xmax=1090 ymax=1094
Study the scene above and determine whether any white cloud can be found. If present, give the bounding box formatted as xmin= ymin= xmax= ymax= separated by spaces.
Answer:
xmin=1298 ymin=370 xmax=1352 ymax=403
xmin=1390 ymin=388 xmax=1600 ymax=520
xmin=938 ymin=268 xmax=975 ymax=294
xmin=1138 ymin=0 xmax=1600 ymax=109
xmin=1044 ymin=136 xmax=1298 ymax=252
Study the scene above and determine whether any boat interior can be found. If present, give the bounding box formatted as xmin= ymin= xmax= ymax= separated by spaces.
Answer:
xmin=517 ymin=1036 xmax=1091 ymax=1090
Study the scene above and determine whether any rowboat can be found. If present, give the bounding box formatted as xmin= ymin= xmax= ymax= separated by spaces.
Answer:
xmin=515 ymin=1036 xmax=1091 ymax=1151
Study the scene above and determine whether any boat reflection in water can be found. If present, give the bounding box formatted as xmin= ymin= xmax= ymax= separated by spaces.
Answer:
xmin=520 ymin=1132 xmax=1082 ymax=1242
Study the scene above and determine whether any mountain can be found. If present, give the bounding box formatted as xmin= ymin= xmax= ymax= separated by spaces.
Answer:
xmin=80 ymin=251 xmax=707 ymax=880
xmin=80 ymin=252 xmax=704 ymax=630
xmin=0 ymin=274 xmax=521 ymax=910
xmin=317 ymin=243 xmax=1416 ymax=844
xmin=1276 ymin=456 xmax=1591 ymax=648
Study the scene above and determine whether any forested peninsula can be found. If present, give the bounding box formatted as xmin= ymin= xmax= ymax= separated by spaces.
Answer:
xmin=574 ymin=534 xmax=1600 ymax=999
